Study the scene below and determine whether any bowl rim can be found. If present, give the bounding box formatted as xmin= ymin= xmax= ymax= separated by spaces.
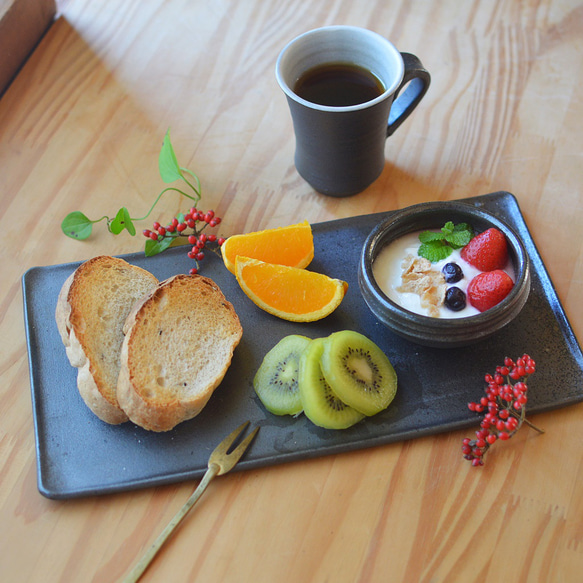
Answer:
xmin=359 ymin=200 xmax=531 ymax=329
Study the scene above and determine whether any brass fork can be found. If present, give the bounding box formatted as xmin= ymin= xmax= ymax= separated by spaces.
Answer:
xmin=123 ymin=421 xmax=259 ymax=583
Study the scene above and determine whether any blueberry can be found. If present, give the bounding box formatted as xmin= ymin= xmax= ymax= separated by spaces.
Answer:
xmin=442 ymin=262 xmax=464 ymax=284
xmin=444 ymin=287 xmax=466 ymax=311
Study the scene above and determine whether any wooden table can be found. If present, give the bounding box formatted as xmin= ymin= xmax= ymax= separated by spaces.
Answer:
xmin=2 ymin=1 xmax=583 ymax=581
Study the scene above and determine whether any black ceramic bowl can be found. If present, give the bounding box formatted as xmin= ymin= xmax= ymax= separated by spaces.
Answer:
xmin=358 ymin=201 xmax=531 ymax=348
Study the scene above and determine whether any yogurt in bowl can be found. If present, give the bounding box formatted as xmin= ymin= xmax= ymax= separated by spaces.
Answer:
xmin=372 ymin=230 xmax=515 ymax=319
xmin=358 ymin=200 xmax=531 ymax=348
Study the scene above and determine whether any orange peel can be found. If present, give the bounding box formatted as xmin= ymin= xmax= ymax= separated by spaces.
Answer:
xmin=221 ymin=221 xmax=314 ymax=274
xmin=234 ymin=257 xmax=348 ymax=322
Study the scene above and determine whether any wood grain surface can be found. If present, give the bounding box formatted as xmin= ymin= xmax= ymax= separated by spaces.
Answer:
xmin=2 ymin=1 xmax=583 ymax=581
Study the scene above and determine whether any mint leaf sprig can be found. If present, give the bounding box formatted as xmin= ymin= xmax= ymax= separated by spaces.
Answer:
xmin=418 ymin=221 xmax=474 ymax=262
xmin=61 ymin=129 xmax=201 ymax=244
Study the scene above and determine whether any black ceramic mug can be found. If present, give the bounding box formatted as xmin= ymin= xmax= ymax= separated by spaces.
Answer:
xmin=276 ymin=26 xmax=431 ymax=197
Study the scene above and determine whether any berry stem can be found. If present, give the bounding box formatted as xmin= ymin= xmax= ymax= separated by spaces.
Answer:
xmin=522 ymin=418 xmax=545 ymax=434
xmin=131 ymin=187 xmax=199 ymax=222
xmin=61 ymin=129 xmax=216 ymax=263
xmin=179 ymin=167 xmax=202 ymax=197
xmin=463 ymin=354 xmax=543 ymax=466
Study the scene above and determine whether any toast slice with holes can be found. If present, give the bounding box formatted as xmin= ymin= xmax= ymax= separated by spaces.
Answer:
xmin=55 ymin=256 xmax=159 ymax=424
xmin=117 ymin=274 xmax=243 ymax=432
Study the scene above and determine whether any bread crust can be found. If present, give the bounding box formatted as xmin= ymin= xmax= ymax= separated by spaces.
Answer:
xmin=55 ymin=256 xmax=158 ymax=424
xmin=118 ymin=274 xmax=243 ymax=432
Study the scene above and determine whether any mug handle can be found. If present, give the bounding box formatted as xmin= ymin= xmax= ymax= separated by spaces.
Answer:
xmin=386 ymin=52 xmax=431 ymax=137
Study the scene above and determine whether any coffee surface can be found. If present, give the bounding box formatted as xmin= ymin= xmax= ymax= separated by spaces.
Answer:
xmin=294 ymin=62 xmax=385 ymax=107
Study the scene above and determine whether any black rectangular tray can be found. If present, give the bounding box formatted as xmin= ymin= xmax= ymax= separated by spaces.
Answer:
xmin=22 ymin=192 xmax=583 ymax=499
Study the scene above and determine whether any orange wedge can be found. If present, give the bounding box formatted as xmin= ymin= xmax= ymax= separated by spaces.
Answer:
xmin=221 ymin=220 xmax=314 ymax=274
xmin=235 ymin=257 xmax=348 ymax=322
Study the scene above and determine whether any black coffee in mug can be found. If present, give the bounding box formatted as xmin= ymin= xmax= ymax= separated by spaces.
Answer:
xmin=294 ymin=62 xmax=385 ymax=107
xmin=276 ymin=26 xmax=431 ymax=196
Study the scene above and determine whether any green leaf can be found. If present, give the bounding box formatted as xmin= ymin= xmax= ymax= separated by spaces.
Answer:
xmin=417 ymin=221 xmax=475 ymax=260
xmin=418 ymin=241 xmax=453 ymax=262
xmin=445 ymin=229 xmax=472 ymax=249
xmin=125 ymin=212 xmax=136 ymax=236
xmin=61 ymin=211 xmax=94 ymax=240
xmin=418 ymin=230 xmax=445 ymax=244
xmin=453 ymin=222 xmax=472 ymax=233
xmin=145 ymin=235 xmax=174 ymax=257
xmin=441 ymin=221 xmax=455 ymax=237
xmin=109 ymin=207 xmax=136 ymax=235
xmin=158 ymin=129 xmax=183 ymax=183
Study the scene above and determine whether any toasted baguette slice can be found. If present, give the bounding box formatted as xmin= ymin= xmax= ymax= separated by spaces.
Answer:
xmin=55 ymin=256 xmax=159 ymax=424
xmin=117 ymin=274 xmax=243 ymax=432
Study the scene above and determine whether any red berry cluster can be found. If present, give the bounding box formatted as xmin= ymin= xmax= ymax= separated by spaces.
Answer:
xmin=142 ymin=208 xmax=226 ymax=275
xmin=462 ymin=354 xmax=544 ymax=466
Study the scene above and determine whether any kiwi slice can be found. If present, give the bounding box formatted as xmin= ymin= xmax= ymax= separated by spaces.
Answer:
xmin=320 ymin=330 xmax=397 ymax=416
xmin=299 ymin=338 xmax=365 ymax=429
xmin=253 ymin=334 xmax=312 ymax=415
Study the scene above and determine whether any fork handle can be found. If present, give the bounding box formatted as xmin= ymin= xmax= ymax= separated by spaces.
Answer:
xmin=122 ymin=463 xmax=221 ymax=583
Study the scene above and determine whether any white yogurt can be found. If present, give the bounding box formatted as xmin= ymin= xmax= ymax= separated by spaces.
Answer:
xmin=372 ymin=231 xmax=515 ymax=318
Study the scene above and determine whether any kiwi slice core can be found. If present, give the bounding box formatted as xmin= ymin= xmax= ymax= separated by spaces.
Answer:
xmin=253 ymin=334 xmax=311 ymax=415
xmin=320 ymin=330 xmax=397 ymax=416
xmin=299 ymin=338 xmax=365 ymax=430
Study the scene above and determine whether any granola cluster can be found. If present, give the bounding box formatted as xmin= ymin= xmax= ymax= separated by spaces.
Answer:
xmin=397 ymin=254 xmax=446 ymax=317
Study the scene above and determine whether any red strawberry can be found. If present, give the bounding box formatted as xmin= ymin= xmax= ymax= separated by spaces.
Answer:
xmin=461 ymin=228 xmax=508 ymax=271
xmin=467 ymin=270 xmax=514 ymax=312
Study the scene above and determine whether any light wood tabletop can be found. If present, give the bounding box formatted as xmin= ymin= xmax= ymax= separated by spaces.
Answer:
xmin=2 ymin=1 xmax=583 ymax=581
